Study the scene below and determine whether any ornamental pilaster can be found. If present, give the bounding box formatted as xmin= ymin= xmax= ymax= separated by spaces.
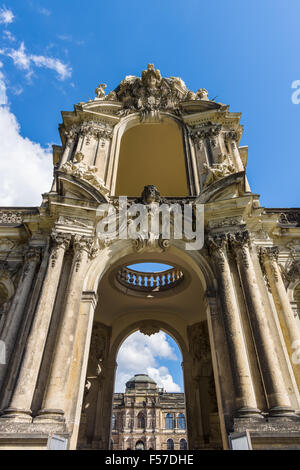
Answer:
xmin=35 ymin=235 xmax=94 ymax=423
xmin=208 ymin=234 xmax=260 ymax=417
xmin=229 ymin=231 xmax=294 ymax=415
xmin=260 ymin=246 xmax=300 ymax=389
xmin=0 ymin=248 xmax=41 ymax=388
xmin=1 ymin=231 xmax=71 ymax=421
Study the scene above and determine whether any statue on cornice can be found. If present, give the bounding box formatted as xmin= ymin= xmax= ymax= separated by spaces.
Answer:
xmin=203 ymin=160 xmax=235 ymax=188
xmin=60 ymin=152 xmax=109 ymax=195
xmin=95 ymin=83 xmax=107 ymax=99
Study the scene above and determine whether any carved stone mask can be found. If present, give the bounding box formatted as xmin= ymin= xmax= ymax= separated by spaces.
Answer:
xmin=141 ymin=185 xmax=160 ymax=204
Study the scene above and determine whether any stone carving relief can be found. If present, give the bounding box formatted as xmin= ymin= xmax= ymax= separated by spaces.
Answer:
xmin=188 ymin=321 xmax=211 ymax=364
xmin=90 ymin=322 xmax=110 ymax=377
xmin=139 ymin=322 xmax=160 ymax=336
xmin=189 ymin=122 xmax=222 ymax=146
xmin=102 ymin=64 xmax=208 ymax=121
xmin=202 ymin=154 xmax=235 ymax=189
xmin=80 ymin=121 xmax=113 ymax=144
xmin=60 ymin=151 xmax=109 ymax=195
xmin=0 ymin=211 xmax=22 ymax=225
xmin=208 ymin=216 xmax=245 ymax=230
xmin=278 ymin=211 xmax=300 ymax=228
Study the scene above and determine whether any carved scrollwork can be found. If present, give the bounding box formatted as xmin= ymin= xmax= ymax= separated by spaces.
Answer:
xmin=112 ymin=63 xmax=205 ymax=121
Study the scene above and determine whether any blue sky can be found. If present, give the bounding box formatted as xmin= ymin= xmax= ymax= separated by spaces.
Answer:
xmin=0 ymin=1 xmax=299 ymax=207
xmin=0 ymin=1 xmax=299 ymax=391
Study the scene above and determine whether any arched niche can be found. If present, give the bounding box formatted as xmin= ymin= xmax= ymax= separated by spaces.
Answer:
xmin=114 ymin=118 xmax=189 ymax=197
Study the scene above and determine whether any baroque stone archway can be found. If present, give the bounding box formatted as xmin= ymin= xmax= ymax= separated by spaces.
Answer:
xmin=74 ymin=241 xmax=224 ymax=450
xmin=0 ymin=64 xmax=300 ymax=450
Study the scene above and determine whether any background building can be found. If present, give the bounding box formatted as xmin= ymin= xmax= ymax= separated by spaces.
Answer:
xmin=111 ymin=374 xmax=187 ymax=451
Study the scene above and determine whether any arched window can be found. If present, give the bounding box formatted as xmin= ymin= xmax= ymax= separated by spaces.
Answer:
xmin=165 ymin=413 xmax=174 ymax=429
xmin=137 ymin=412 xmax=146 ymax=429
xmin=177 ymin=413 xmax=186 ymax=429
xmin=180 ymin=439 xmax=187 ymax=450
xmin=167 ymin=439 xmax=174 ymax=450
xmin=111 ymin=413 xmax=116 ymax=430
xmin=166 ymin=413 xmax=174 ymax=429
xmin=136 ymin=440 xmax=145 ymax=450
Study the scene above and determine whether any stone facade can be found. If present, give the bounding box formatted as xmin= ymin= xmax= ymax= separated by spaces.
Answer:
xmin=109 ymin=374 xmax=187 ymax=451
xmin=0 ymin=65 xmax=299 ymax=450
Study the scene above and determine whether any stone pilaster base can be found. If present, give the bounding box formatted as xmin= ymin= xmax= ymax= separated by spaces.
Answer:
xmin=233 ymin=415 xmax=300 ymax=450
xmin=0 ymin=422 xmax=69 ymax=450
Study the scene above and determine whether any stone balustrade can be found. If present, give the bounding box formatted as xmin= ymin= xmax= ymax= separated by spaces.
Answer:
xmin=117 ymin=267 xmax=184 ymax=292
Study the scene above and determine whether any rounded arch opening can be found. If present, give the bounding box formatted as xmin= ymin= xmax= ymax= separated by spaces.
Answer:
xmin=114 ymin=118 xmax=189 ymax=197
xmin=111 ymin=328 xmax=188 ymax=451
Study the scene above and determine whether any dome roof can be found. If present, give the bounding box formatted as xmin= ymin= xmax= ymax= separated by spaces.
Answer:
xmin=126 ymin=374 xmax=157 ymax=385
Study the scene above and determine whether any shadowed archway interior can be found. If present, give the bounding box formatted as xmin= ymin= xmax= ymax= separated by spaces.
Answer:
xmin=115 ymin=120 xmax=188 ymax=197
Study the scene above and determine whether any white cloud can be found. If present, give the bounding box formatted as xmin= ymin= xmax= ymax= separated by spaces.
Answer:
xmin=147 ymin=366 xmax=181 ymax=392
xmin=1 ymin=42 xmax=72 ymax=80
xmin=0 ymin=6 xmax=14 ymax=25
xmin=0 ymin=74 xmax=53 ymax=206
xmin=115 ymin=331 xmax=181 ymax=393
xmin=3 ymin=30 xmax=16 ymax=42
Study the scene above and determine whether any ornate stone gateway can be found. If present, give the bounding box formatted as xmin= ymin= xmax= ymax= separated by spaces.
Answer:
xmin=0 ymin=65 xmax=300 ymax=450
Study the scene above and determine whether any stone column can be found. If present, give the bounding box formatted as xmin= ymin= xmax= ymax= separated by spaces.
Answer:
xmin=230 ymin=231 xmax=294 ymax=416
xmin=225 ymin=131 xmax=244 ymax=172
xmin=208 ymin=235 xmax=260 ymax=417
xmin=0 ymin=248 xmax=40 ymax=387
xmin=260 ymin=247 xmax=300 ymax=388
xmin=1 ymin=231 xmax=71 ymax=421
xmin=35 ymin=236 xmax=93 ymax=422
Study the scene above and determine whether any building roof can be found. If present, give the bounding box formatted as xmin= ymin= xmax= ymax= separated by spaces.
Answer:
xmin=126 ymin=374 xmax=157 ymax=385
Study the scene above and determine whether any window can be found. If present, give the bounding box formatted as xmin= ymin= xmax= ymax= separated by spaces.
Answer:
xmin=136 ymin=440 xmax=145 ymax=450
xmin=177 ymin=413 xmax=186 ymax=429
xmin=138 ymin=412 xmax=146 ymax=429
xmin=166 ymin=413 xmax=174 ymax=429
xmin=167 ymin=439 xmax=174 ymax=450
xmin=112 ymin=414 xmax=116 ymax=430
xmin=180 ymin=439 xmax=187 ymax=450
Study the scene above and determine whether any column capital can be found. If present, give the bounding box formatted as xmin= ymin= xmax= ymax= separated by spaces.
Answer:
xmin=51 ymin=229 xmax=72 ymax=249
xmin=228 ymin=230 xmax=250 ymax=268
xmin=207 ymin=234 xmax=228 ymax=272
xmin=50 ymin=230 xmax=72 ymax=267
xmin=259 ymin=246 xmax=280 ymax=284
xmin=259 ymin=246 xmax=279 ymax=263
xmin=64 ymin=124 xmax=79 ymax=145
xmin=224 ymin=130 xmax=239 ymax=143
